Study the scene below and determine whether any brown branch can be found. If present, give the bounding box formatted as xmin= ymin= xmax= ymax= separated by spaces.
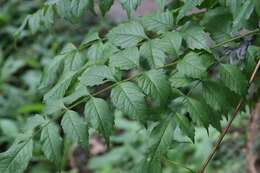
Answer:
xmin=197 ymin=59 xmax=260 ymax=173
xmin=246 ymin=102 xmax=260 ymax=173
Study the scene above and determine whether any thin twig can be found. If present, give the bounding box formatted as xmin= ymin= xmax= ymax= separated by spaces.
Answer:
xmin=197 ymin=59 xmax=260 ymax=173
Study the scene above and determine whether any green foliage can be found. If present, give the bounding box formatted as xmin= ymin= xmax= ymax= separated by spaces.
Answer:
xmin=111 ymin=82 xmax=147 ymax=120
xmin=61 ymin=110 xmax=88 ymax=147
xmin=84 ymin=97 xmax=114 ymax=145
xmin=1 ymin=0 xmax=260 ymax=172
xmin=40 ymin=122 xmax=63 ymax=167
xmin=0 ymin=134 xmax=33 ymax=173
xmin=107 ymin=21 xmax=148 ymax=48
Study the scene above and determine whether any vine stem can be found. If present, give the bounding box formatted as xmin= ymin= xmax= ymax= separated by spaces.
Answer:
xmin=197 ymin=59 xmax=260 ymax=173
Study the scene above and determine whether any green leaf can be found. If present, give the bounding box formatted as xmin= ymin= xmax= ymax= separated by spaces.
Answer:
xmin=61 ymin=110 xmax=88 ymax=147
xmin=219 ymin=64 xmax=248 ymax=95
xmin=170 ymin=72 xmax=194 ymax=88
xmin=79 ymin=65 xmax=116 ymax=87
xmin=148 ymin=116 xmax=176 ymax=159
xmin=71 ymin=0 xmax=90 ymax=18
xmin=137 ymin=70 xmax=171 ymax=105
xmin=201 ymin=7 xmax=232 ymax=43
xmin=38 ymin=55 xmax=65 ymax=91
xmin=56 ymin=0 xmax=73 ymax=20
xmin=28 ymin=11 xmax=41 ymax=34
xmin=87 ymin=42 xmax=118 ymax=65
xmin=111 ymin=82 xmax=147 ymax=120
xmin=107 ymin=21 xmax=147 ymax=48
xmin=63 ymin=83 xmax=90 ymax=105
xmin=1 ymin=57 xmax=25 ymax=81
xmin=63 ymin=51 xmax=85 ymax=72
xmin=185 ymin=97 xmax=210 ymax=129
xmin=253 ymin=0 xmax=260 ymax=17
xmin=177 ymin=52 xmax=213 ymax=78
xmin=132 ymin=158 xmax=162 ymax=173
xmin=44 ymin=99 xmax=65 ymax=115
xmin=84 ymin=97 xmax=114 ymax=145
xmin=160 ymin=31 xmax=182 ymax=56
xmin=40 ymin=122 xmax=63 ymax=166
xmin=177 ymin=0 xmax=204 ymax=22
xmin=181 ymin=24 xmax=213 ymax=51
xmin=174 ymin=112 xmax=195 ymax=142
xmin=141 ymin=11 xmax=174 ymax=33
xmin=43 ymin=71 xmax=77 ymax=101
xmin=42 ymin=5 xmax=54 ymax=28
xmin=185 ymin=97 xmax=222 ymax=131
xmin=56 ymin=0 xmax=89 ymax=19
xmin=99 ymin=0 xmax=114 ymax=16
xmin=202 ymin=81 xmax=238 ymax=112
xmin=80 ymin=31 xmax=100 ymax=48
xmin=0 ymin=120 xmax=18 ymax=138
xmin=140 ymin=39 xmax=166 ymax=69
xmin=120 ymin=0 xmax=141 ymax=17
xmin=232 ymin=0 xmax=254 ymax=29
xmin=245 ymin=46 xmax=260 ymax=73
xmin=0 ymin=135 xmax=33 ymax=173
xmin=109 ymin=47 xmax=140 ymax=70
xmin=25 ymin=114 xmax=46 ymax=131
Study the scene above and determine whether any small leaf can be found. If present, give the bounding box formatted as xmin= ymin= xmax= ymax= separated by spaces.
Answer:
xmin=181 ymin=24 xmax=213 ymax=51
xmin=219 ymin=64 xmax=248 ymax=95
xmin=0 ymin=135 xmax=33 ymax=173
xmin=133 ymin=158 xmax=162 ymax=173
xmin=79 ymin=65 xmax=116 ymax=87
xmin=40 ymin=122 xmax=63 ymax=166
xmin=202 ymin=81 xmax=238 ymax=112
xmin=201 ymin=7 xmax=232 ymax=43
xmin=28 ymin=11 xmax=41 ymax=34
xmin=84 ymin=97 xmax=114 ymax=145
xmin=44 ymin=99 xmax=65 ymax=115
xmin=160 ymin=31 xmax=182 ymax=56
xmin=177 ymin=52 xmax=213 ymax=78
xmin=25 ymin=114 xmax=46 ymax=131
xmin=140 ymin=39 xmax=166 ymax=69
xmin=109 ymin=47 xmax=140 ymax=70
xmin=120 ymin=0 xmax=141 ymax=17
xmin=56 ymin=0 xmax=89 ymax=19
xmin=137 ymin=70 xmax=171 ymax=105
xmin=63 ymin=83 xmax=89 ymax=105
xmin=80 ymin=31 xmax=100 ymax=48
xmin=185 ymin=97 xmax=222 ymax=131
xmin=87 ymin=42 xmax=118 ymax=64
xmin=107 ymin=21 xmax=147 ymax=48
xmin=38 ymin=55 xmax=65 ymax=91
xmin=99 ymin=0 xmax=114 ymax=16
xmin=148 ymin=116 xmax=176 ymax=159
xmin=71 ymin=0 xmax=90 ymax=18
xmin=177 ymin=0 xmax=204 ymax=22
xmin=111 ymin=82 xmax=147 ymax=120
xmin=43 ymin=71 xmax=77 ymax=101
xmin=141 ymin=11 xmax=174 ymax=33
xmin=174 ymin=112 xmax=195 ymax=142
xmin=42 ymin=5 xmax=54 ymax=28
xmin=56 ymin=0 xmax=73 ymax=20
xmin=232 ymin=0 xmax=254 ymax=29
xmin=185 ymin=97 xmax=210 ymax=129
xmin=170 ymin=72 xmax=194 ymax=88
xmin=61 ymin=110 xmax=88 ymax=147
